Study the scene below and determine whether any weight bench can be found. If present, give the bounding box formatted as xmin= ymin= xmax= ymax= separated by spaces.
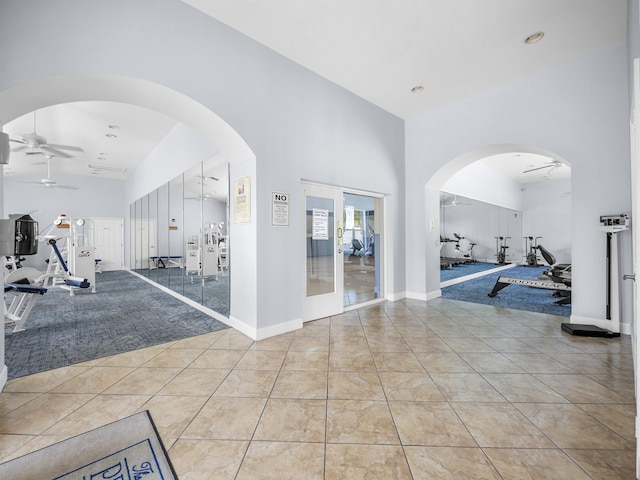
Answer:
xmin=150 ymin=256 xmax=182 ymax=269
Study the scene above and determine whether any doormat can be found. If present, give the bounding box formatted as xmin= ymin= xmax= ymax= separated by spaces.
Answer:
xmin=0 ymin=411 xmax=177 ymax=480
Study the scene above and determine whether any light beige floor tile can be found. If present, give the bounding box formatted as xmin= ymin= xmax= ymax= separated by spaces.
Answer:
xmin=576 ymin=403 xmax=636 ymax=441
xmin=366 ymin=336 xmax=411 ymax=352
xmin=43 ymin=394 xmax=150 ymax=436
xmin=452 ymin=403 xmax=555 ymax=448
xmin=3 ymin=366 xmax=91 ymax=393
xmin=181 ymin=396 xmax=267 ymax=440
xmin=249 ymin=333 xmax=294 ymax=351
xmin=429 ymin=373 xmax=505 ymax=402
xmin=235 ymin=441 xmax=325 ymax=480
xmin=330 ymin=324 xmax=366 ymax=337
xmin=441 ymin=337 xmax=495 ymax=353
xmin=404 ymin=446 xmax=502 ymax=479
xmin=371 ymin=352 xmax=425 ymax=372
xmin=138 ymin=394 xmax=208 ymax=439
xmin=234 ymin=350 xmax=287 ymax=370
xmin=329 ymin=351 xmax=376 ymax=371
xmin=379 ymin=372 xmax=444 ymax=401
xmin=210 ymin=333 xmax=255 ymax=350
xmin=281 ymin=351 xmax=329 ymax=371
xmin=51 ymin=366 xmax=136 ymax=394
xmin=459 ymin=352 xmax=525 ymax=373
xmin=0 ymin=433 xmax=71 ymax=463
xmin=0 ymin=392 xmax=41 ymax=415
xmin=388 ymin=401 xmax=476 ymax=447
xmin=289 ymin=332 xmax=331 ymax=352
xmin=502 ymin=353 xmax=577 ymax=374
xmin=482 ymin=374 xmax=569 ymax=403
xmin=415 ymin=352 xmax=473 ymax=373
xmin=534 ymin=374 xmax=630 ymax=404
xmin=329 ymin=336 xmax=370 ymax=353
xmin=270 ymin=370 xmax=327 ymax=399
xmin=213 ymin=369 xmax=278 ymax=397
xmin=328 ymin=371 xmax=385 ymax=400
xmin=97 ymin=346 xmax=165 ymax=367
xmin=253 ymin=398 xmax=326 ymax=442
xmin=157 ymin=368 xmax=230 ymax=396
xmin=102 ymin=367 xmax=182 ymax=395
xmin=169 ymin=331 xmax=227 ymax=350
xmin=0 ymin=393 xmax=95 ymax=435
xmin=327 ymin=400 xmax=399 ymax=444
xmin=294 ymin=323 xmax=330 ymax=337
xmin=588 ymin=374 xmax=636 ymax=399
xmin=141 ymin=348 xmax=204 ymax=368
xmin=565 ymin=448 xmax=636 ymax=480
xmin=325 ymin=444 xmax=412 ymax=480
xmin=515 ymin=403 xmax=633 ymax=449
xmin=170 ymin=439 xmax=249 ymax=480
xmin=188 ymin=349 xmax=245 ymax=369
xmin=484 ymin=448 xmax=592 ymax=480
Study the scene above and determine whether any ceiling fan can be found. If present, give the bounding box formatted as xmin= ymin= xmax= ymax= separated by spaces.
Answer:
xmin=10 ymin=111 xmax=84 ymax=159
xmin=20 ymin=155 xmax=78 ymax=190
xmin=522 ymin=160 xmax=564 ymax=175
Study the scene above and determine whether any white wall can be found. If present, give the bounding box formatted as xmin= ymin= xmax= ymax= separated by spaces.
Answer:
xmin=4 ymin=174 xmax=126 ymax=270
xmin=407 ymin=43 xmax=631 ymax=329
xmin=521 ymin=178 xmax=572 ymax=264
xmin=0 ymin=0 xmax=406 ymax=341
xmin=442 ymin=162 xmax=523 ymax=211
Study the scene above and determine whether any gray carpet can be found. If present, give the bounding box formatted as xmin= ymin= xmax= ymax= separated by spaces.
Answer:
xmin=4 ymin=270 xmax=229 ymax=379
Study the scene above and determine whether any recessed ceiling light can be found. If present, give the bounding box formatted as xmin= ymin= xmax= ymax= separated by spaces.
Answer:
xmin=108 ymin=125 xmax=119 ymax=130
xmin=411 ymin=85 xmax=424 ymax=94
xmin=99 ymin=152 xmax=108 ymax=156
xmin=524 ymin=32 xmax=544 ymax=44
xmin=106 ymin=134 xmax=117 ymax=138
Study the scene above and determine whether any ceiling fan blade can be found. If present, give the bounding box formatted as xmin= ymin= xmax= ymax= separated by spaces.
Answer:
xmin=10 ymin=144 xmax=28 ymax=152
xmin=523 ymin=165 xmax=552 ymax=174
xmin=50 ymin=184 xmax=79 ymax=190
xmin=40 ymin=146 xmax=72 ymax=158
xmin=47 ymin=143 xmax=84 ymax=152
xmin=9 ymin=138 xmax=26 ymax=144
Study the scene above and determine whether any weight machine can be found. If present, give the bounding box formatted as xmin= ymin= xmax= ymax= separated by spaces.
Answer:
xmin=40 ymin=214 xmax=96 ymax=294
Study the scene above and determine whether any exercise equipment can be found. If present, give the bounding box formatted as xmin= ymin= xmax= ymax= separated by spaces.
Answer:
xmin=524 ymin=236 xmax=543 ymax=266
xmin=488 ymin=244 xmax=572 ymax=304
xmin=494 ymin=236 xmax=511 ymax=265
xmin=40 ymin=215 xmax=96 ymax=294
xmin=561 ymin=214 xmax=629 ymax=338
xmin=4 ymin=267 xmax=47 ymax=333
xmin=1 ymin=214 xmax=47 ymax=332
xmin=453 ymin=233 xmax=476 ymax=262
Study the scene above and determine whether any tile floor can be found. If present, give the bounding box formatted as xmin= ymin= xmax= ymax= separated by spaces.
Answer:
xmin=0 ymin=298 xmax=635 ymax=479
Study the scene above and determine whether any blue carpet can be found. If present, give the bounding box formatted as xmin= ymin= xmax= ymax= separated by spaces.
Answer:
xmin=4 ymin=270 xmax=229 ymax=379
xmin=441 ymin=265 xmax=571 ymax=317
xmin=440 ymin=262 xmax=500 ymax=282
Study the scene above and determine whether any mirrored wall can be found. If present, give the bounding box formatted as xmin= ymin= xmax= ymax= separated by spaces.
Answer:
xmin=440 ymin=192 xmax=523 ymax=264
xmin=130 ymin=156 xmax=230 ymax=316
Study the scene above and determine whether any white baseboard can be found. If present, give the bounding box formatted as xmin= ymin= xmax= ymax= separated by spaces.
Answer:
xmin=387 ymin=291 xmax=407 ymax=301
xmin=568 ymin=314 xmax=631 ymax=336
xmin=405 ymin=290 xmax=442 ymax=302
xmin=0 ymin=364 xmax=7 ymax=392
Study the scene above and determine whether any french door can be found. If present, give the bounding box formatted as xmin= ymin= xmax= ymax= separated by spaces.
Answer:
xmin=302 ymin=183 xmax=344 ymax=321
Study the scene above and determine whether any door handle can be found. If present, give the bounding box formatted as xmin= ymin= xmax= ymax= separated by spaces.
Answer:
xmin=623 ymin=274 xmax=636 ymax=281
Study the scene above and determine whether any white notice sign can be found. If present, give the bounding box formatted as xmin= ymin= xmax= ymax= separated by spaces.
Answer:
xmin=312 ymin=208 xmax=329 ymax=240
xmin=272 ymin=192 xmax=289 ymax=226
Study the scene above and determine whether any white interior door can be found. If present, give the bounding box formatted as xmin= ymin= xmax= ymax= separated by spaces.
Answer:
xmin=302 ymin=183 xmax=344 ymax=321
xmin=91 ymin=217 xmax=124 ymax=271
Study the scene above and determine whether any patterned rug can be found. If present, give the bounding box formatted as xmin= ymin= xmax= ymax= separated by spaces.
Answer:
xmin=4 ymin=270 xmax=229 ymax=378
